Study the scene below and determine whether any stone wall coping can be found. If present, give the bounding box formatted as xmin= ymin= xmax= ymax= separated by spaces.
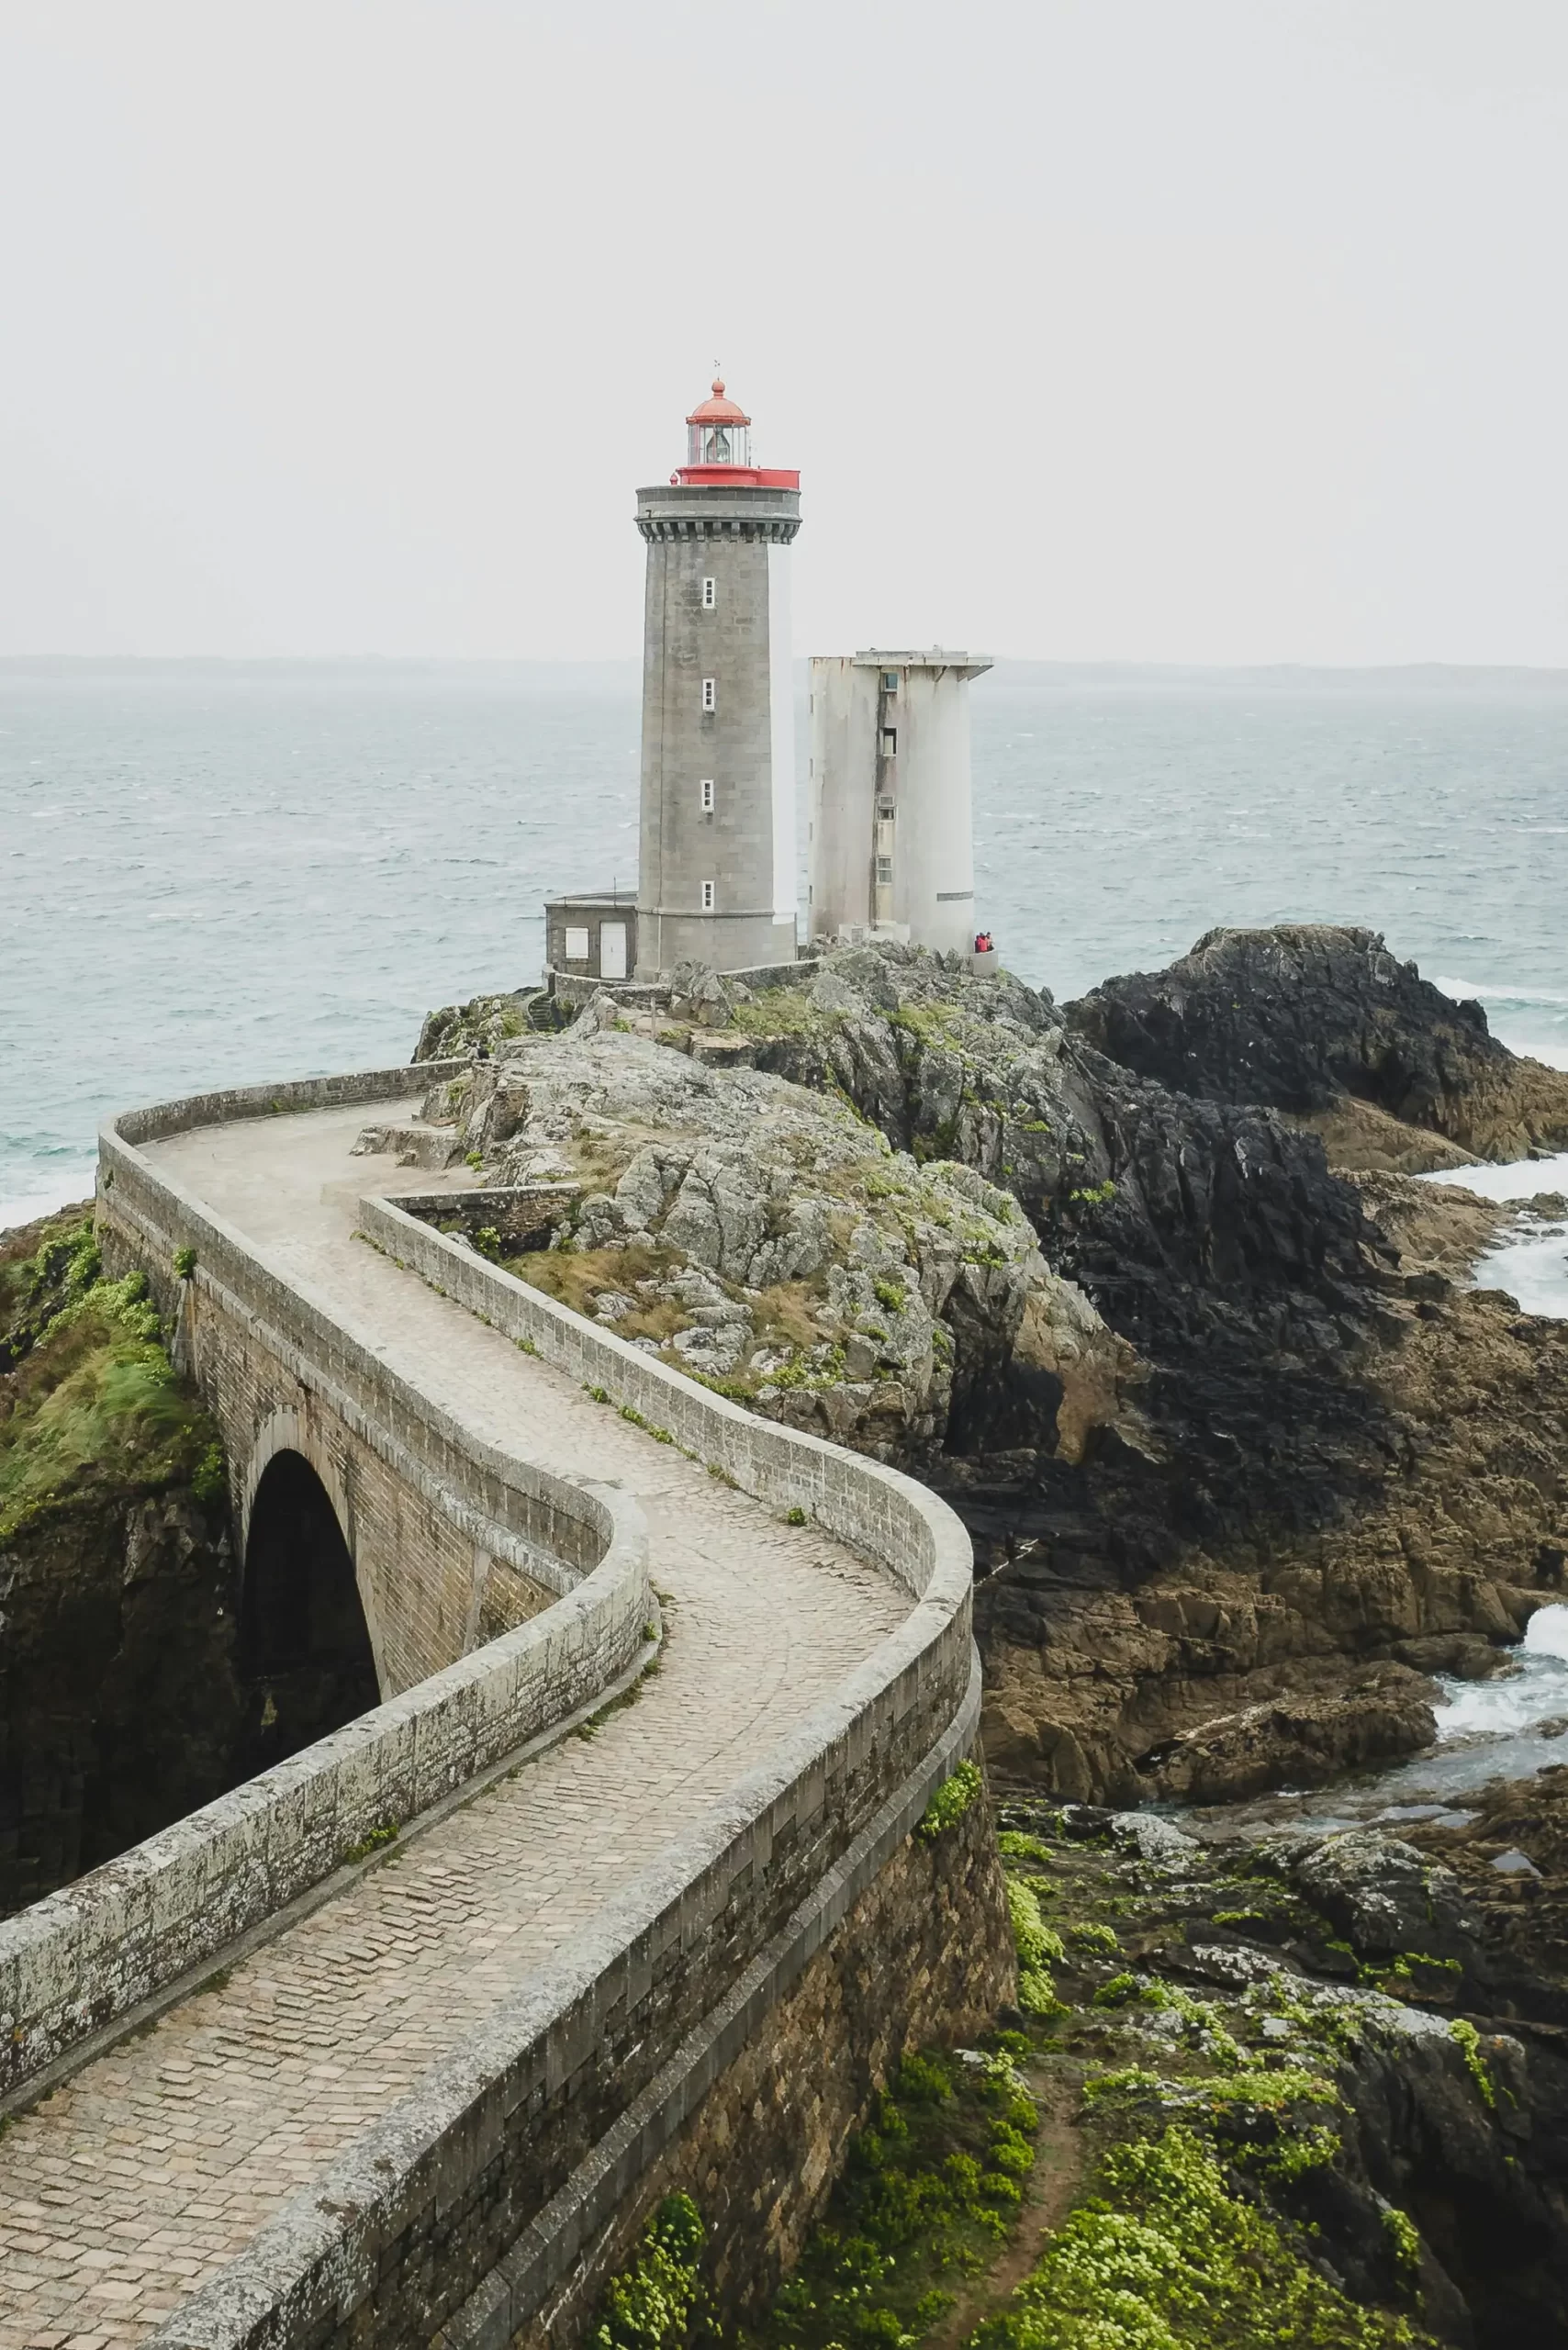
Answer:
xmin=360 ymin=1195 xmax=972 ymax=1618
xmin=154 ymin=1653 xmax=983 ymax=2350
xmin=0 ymin=1064 xmax=650 ymax=2098
xmin=3 ymin=1058 xmax=978 ymax=2347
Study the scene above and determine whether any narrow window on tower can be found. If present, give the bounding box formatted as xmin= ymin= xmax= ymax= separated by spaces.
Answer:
xmin=700 ymin=778 xmax=715 ymax=812
xmin=701 ymin=879 xmax=716 ymax=912
xmin=876 ymin=857 xmax=893 ymax=885
xmin=702 ymin=677 xmax=717 ymax=711
xmin=701 ymin=577 xmax=716 ymax=609
xmin=880 ymin=728 xmax=897 ymax=756
xmin=882 ymin=671 xmax=899 ymax=693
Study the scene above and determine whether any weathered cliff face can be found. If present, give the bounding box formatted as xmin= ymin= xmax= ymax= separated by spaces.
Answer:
xmin=686 ymin=938 xmax=1568 ymax=1806
xmin=407 ymin=1011 xmax=1129 ymax=1470
xmin=1066 ymin=923 xmax=1568 ymax=1170
xmin=0 ymin=1209 xmax=240 ymax=1916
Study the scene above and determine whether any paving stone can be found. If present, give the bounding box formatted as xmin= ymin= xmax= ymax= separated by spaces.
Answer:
xmin=0 ymin=1102 xmax=904 ymax=2339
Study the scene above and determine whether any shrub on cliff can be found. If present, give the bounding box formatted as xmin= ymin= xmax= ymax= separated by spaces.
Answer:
xmin=0 ymin=1214 xmax=221 ymax=1541
xmin=974 ymin=2122 xmax=1422 ymax=2349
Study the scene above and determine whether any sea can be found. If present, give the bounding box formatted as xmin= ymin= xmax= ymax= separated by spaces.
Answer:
xmin=4 ymin=654 xmax=1568 ymax=1792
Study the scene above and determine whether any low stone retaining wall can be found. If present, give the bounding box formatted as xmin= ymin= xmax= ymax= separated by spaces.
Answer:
xmin=0 ymin=1069 xmax=652 ymax=2104
xmin=396 ymin=1183 xmax=582 ymax=1253
xmin=360 ymin=1196 xmax=970 ymax=1595
xmin=3 ymin=1059 xmax=984 ymax=2350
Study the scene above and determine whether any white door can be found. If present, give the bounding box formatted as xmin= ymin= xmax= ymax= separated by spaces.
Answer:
xmin=599 ymin=922 xmax=627 ymax=980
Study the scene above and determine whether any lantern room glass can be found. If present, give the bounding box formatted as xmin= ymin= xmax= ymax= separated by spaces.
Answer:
xmin=687 ymin=420 xmax=752 ymax=467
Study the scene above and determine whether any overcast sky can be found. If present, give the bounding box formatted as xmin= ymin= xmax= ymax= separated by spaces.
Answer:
xmin=3 ymin=1 xmax=1565 ymax=666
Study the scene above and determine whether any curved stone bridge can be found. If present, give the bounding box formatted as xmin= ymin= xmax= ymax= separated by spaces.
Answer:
xmin=0 ymin=1066 xmax=1005 ymax=2350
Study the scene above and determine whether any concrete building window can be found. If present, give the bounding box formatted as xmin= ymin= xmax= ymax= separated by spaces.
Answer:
xmin=880 ymin=728 xmax=897 ymax=756
xmin=878 ymin=798 xmax=895 ymax=817
xmin=702 ymin=677 xmax=717 ymax=711
xmin=701 ymin=577 xmax=716 ymax=609
xmin=700 ymin=879 xmax=716 ymax=912
xmin=882 ymin=671 xmax=899 ymax=692
xmin=876 ymin=857 xmax=893 ymax=886
xmin=564 ymin=926 xmax=590 ymax=961
xmin=700 ymin=778 xmax=715 ymax=811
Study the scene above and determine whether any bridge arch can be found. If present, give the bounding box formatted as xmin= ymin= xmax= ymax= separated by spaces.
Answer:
xmin=232 ymin=1427 xmax=384 ymax=1785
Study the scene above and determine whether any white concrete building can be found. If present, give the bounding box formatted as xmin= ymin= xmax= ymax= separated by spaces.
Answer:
xmin=808 ymin=651 xmax=992 ymax=958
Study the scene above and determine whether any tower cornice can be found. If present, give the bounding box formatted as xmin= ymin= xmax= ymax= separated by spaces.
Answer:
xmin=634 ymin=483 xmax=801 ymax=544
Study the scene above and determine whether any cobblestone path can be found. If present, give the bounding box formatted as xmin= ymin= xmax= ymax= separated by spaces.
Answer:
xmin=0 ymin=1104 xmax=904 ymax=2349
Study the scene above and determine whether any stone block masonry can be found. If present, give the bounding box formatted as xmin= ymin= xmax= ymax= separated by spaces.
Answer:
xmin=461 ymin=1745 xmax=1013 ymax=2350
xmin=0 ymin=1062 xmax=1004 ymax=2350
xmin=636 ymin=484 xmax=801 ymax=978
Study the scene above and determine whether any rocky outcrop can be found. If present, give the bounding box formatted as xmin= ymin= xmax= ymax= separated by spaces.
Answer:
xmin=410 ymin=1019 xmax=1130 ymax=1469
xmin=1066 ymin=923 xmax=1568 ymax=1168
xmin=993 ymin=1801 xmax=1568 ymax=2344
xmin=1140 ymin=1665 xmax=1441 ymax=1806
xmin=0 ymin=1209 xmax=239 ymax=1915
xmin=700 ymin=940 xmax=1568 ymax=1803
xmin=417 ymin=932 xmax=1568 ymax=1808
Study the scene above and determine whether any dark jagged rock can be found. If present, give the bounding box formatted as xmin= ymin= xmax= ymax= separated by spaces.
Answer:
xmin=1066 ymin=923 xmax=1568 ymax=1167
xmin=722 ymin=940 xmax=1567 ymax=1804
xmin=998 ymin=1800 xmax=1568 ymax=2347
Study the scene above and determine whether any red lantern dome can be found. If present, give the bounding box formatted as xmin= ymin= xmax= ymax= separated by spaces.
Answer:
xmin=672 ymin=375 xmax=799 ymax=490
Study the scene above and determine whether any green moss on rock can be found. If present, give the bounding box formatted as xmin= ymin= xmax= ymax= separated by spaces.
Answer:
xmin=0 ymin=1217 xmax=220 ymax=1541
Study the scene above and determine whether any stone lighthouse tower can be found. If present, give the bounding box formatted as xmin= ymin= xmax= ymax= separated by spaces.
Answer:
xmin=634 ymin=378 xmax=801 ymax=978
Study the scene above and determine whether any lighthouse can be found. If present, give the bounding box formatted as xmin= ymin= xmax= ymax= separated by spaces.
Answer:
xmin=633 ymin=378 xmax=801 ymax=978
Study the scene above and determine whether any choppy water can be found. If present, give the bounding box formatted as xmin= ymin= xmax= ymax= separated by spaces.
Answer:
xmin=6 ymin=659 xmax=1565 ymax=1231
xmin=1205 ymin=1606 xmax=1568 ymax=1840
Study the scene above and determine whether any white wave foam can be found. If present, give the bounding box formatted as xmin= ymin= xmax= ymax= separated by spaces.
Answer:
xmin=1418 ymin=1150 xmax=1568 ymax=1203
xmin=1431 ymin=974 xmax=1568 ymax=1008
xmin=0 ymin=1171 xmax=96 ymax=1236
xmin=1416 ymin=1153 xmax=1568 ymax=1318
xmin=1524 ymin=1604 xmax=1568 ymax=1662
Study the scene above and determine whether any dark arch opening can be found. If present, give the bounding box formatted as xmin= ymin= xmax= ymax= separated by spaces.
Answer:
xmin=230 ymin=1450 xmax=381 ymax=1784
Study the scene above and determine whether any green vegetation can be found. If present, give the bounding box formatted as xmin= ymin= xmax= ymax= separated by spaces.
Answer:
xmin=972 ymin=2123 xmax=1420 ymax=2349
xmin=1007 ymin=1874 xmax=1068 ymax=2016
xmin=752 ymin=2050 xmax=1039 ymax=2350
xmin=997 ymin=1830 xmax=1055 ymax=1867
xmin=1383 ymin=2206 xmax=1421 ymax=2279
xmin=723 ymin=987 xmax=837 ymax=1040
xmin=591 ymin=2196 xmax=709 ymax=2350
xmin=1450 ymin=2019 xmax=1496 ymax=2108
xmin=342 ymin=1819 xmax=399 ymax=1866
xmin=0 ymin=1215 xmax=223 ymax=1540
xmin=918 ymin=1760 xmax=982 ymax=1841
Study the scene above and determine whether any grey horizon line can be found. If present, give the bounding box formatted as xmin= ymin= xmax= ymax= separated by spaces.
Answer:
xmin=2 ymin=654 xmax=1567 ymax=686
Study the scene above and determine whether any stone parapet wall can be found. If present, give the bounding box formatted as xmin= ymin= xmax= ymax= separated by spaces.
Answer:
xmin=359 ymin=1197 xmax=971 ymax=1607
xmin=155 ymin=1663 xmax=987 ymax=2350
xmin=99 ymin=1100 xmax=600 ymax=1676
xmin=0 ymin=1071 xmax=652 ymax=2104
xmin=499 ymin=1738 xmax=1014 ymax=2350
xmin=0 ymin=1063 xmax=987 ymax=2350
